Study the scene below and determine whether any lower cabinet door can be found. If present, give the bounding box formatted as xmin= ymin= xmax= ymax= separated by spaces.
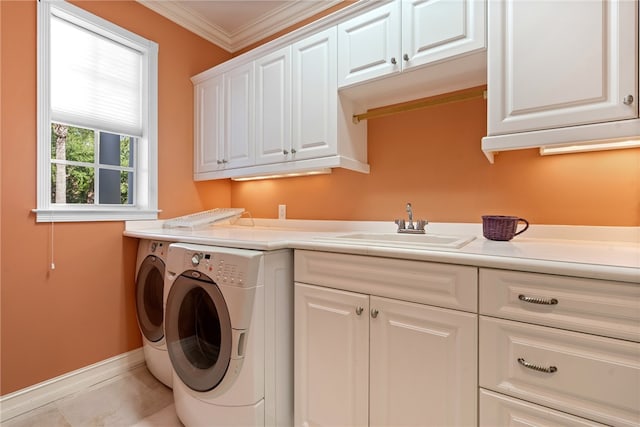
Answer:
xmin=294 ymin=283 xmax=369 ymax=427
xmin=480 ymin=389 xmax=607 ymax=427
xmin=369 ymin=296 xmax=478 ymax=427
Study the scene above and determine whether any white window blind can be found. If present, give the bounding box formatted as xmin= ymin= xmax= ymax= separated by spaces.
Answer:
xmin=50 ymin=14 xmax=143 ymax=138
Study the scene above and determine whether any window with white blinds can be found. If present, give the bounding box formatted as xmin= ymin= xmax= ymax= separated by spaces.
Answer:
xmin=36 ymin=0 xmax=159 ymax=222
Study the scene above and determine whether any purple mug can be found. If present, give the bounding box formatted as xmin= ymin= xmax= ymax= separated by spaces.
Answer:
xmin=482 ymin=215 xmax=529 ymax=241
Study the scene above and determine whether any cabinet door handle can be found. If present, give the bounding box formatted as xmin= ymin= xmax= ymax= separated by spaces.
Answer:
xmin=390 ymin=57 xmax=397 ymax=65
xmin=370 ymin=308 xmax=379 ymax=318
xmin=518 ymin=294 xmax=558 ymax=305
xmin=517 ymin=357 xmax=557 ymax=373
xmin=291 ymin=148 xmax=296 ymax=154
xmin=355 ymin=307 xmax=363 ymax=316
xmin=623 ymin=94 xmax=634 ymax=105
xmin=283 ymin=149 xmax=289 ymax=155
xmin=403 ymin=53 xmax=409 ymax=61
xmin=217 ymin=160 xmax=223 ymax=165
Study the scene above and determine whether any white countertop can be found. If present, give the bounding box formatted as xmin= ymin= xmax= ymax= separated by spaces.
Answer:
xmin=124 ymin=219 xmax=640 ymax=284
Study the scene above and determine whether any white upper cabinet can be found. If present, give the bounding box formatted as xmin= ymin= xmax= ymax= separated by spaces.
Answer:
xmin=194 ymin=74 xmax=224 ymax=175
xmin=482 ymin=0 xmax=640 ymax=161
xmin=255 ymin=46 xmax=291 ymax=166
xmin=337 ymin=2 xmax=401 ymax=87
xmin=192 ymin=0 xmax=490 ymax=180
xmin=292 ymin=27 xmax=339 ymax=161
xmin=193 ymin=63 xmax=253 ymax=175
xmin=192 ymin=25 xmax=368 ymax=180
xmin=338 ymin=0 xmax=486 ymax=89
xmin=402 ymin=0 xmax=485 ymax=68
xmin=223 ymin=62 xmax=254 ymax=169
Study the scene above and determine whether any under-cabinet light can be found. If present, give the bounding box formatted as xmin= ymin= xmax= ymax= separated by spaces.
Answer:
xmin=231 ymin=168 xmax=332 ymax=182
xmin=540 ymin=139 xmax=640 ymax=156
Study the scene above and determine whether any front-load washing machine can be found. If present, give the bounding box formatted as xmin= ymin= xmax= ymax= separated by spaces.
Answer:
xmin=135 ymin=239 xmax=173 ymax=388
xmin=164 ymin=242 xmax=293 ymax=427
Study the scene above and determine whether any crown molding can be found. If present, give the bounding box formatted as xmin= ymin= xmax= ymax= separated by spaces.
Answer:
xmin=137 ymin=0 xmax=342 ymax=53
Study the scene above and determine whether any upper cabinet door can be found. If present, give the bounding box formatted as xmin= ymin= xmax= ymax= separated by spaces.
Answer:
xmin=194 ymin=75 xmax=224 ymax=175
xmin=402 ymin=0 xmax=486 ymax=70
xmin=337 ymin=2 xmax=401 ymax=87
xmin=291 ymin=27 xmax=338 ymax=160
xmin=255 ymin=46 xmax=291 ymax=166
xmin=224 ymin=62 xmax=255 ymax=169
xmin=487 ymin=0 xmax=638 ymax=136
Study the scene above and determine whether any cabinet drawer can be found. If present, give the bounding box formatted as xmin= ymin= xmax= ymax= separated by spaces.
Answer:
xmin=295 ymin=250 xmax=477 ymax=312
xmin=480 ymin=389 xmax=607 ymax=426
xmin=480 ymin=268 xmax=640 ymax=342
xmin=479 ymin=317 xmax=640 ymax=427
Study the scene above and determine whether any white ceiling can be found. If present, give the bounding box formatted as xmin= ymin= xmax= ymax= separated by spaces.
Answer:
xmin=137 ymin=0 xmax=343 ymax=53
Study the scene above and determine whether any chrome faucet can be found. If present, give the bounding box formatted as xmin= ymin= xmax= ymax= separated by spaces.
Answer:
xmin=395 ymin=202 xmax=427 ymax=234
xmin=406 ymin=203 xmax=414 ymax=230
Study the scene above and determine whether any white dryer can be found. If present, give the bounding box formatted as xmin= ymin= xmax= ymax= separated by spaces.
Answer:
xmin=135 ymin=239 xmax=173 ymax=388
xmin=164 ymin=242 xmax=293 ymax=427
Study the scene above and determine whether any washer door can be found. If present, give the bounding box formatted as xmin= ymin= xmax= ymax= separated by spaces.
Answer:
xmin=135 ymin=255 xmax=165 ymax=342
xmin=165 ymin=272 xmax=232 ymax=392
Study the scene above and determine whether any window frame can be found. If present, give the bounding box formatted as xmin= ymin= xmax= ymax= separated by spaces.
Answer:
xmin=36 ymin=0 xmax=159 ymax=222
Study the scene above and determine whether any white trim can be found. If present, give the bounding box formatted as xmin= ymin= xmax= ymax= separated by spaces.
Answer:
xmin=482 ymin=118 xmax=640 ymax=161
xmin=0 ymin=348 xmax=145 ymax=422
xmin=193 ymin=155 xmax=370 ymax=181
xmin=136 ymin=0 xmax=233 ymax=51
xmin=136 ymin=0 xmax=343 ymax=53
xmin=32 ymin=208 xmax=160 ymax=223
xmin=190 ymin=0 xmax=390 ymax=82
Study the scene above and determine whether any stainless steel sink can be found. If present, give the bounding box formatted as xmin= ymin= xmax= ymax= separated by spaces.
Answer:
xmin=321 ymin=232 xmax=475 ymax=249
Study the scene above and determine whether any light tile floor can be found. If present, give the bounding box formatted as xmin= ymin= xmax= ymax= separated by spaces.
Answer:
xmin=2 ymin=365 xmax=182 ymax=427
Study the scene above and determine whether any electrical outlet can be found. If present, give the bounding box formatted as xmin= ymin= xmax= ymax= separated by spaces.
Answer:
xmin=278 ymin=204 xmax=286 ymax=220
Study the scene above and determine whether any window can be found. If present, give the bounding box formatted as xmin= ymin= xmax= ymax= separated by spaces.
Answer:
xmin=36 ymin=0 xmax=158 ymax=222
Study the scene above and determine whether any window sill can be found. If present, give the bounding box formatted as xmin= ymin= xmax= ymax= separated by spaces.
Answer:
xmin=32 ymin=208 xmax=160 ymax=223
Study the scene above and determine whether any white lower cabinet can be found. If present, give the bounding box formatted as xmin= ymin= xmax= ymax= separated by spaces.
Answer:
xmin=294 ymin=251 xmax=478 ymax=427
xmin=480 ymin=389 xmax=607 ymax=427
xmin=293 ymin=256 xmax=639 ymax=427
xmin=480 ymin=316 xmax=640 ymax=427
xmin=479 ymin=268 xmax=640 ymax=427
xmin=294 ymin=283 xmax=369 ymax=427
xmin=369 ymin=296 xmax=477 ymax=427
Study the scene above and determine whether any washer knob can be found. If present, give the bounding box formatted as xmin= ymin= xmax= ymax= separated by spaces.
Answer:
xmin=191 ymin=253 xmax=202 ymax=266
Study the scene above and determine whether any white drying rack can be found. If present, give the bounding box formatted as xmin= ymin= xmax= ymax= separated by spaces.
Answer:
xmin=162 ymin=208 xmax=245 ymax=230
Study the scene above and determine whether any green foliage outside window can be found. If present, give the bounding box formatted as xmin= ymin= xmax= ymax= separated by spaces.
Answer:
xmin=51 ymin=123 xmax=132 ymax=204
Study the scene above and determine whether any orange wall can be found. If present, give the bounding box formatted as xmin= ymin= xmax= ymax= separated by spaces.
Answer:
xmin=232 ymin=93 xmax=640 ymax=226
xmin=0 ymin=0 xmax=231 ymax=394
xmin=2 ymin=0 xmax=640 ymax=399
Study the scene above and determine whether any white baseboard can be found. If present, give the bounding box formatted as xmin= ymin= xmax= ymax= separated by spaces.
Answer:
xmin=0 ymin=348 xmax=145 ymax=422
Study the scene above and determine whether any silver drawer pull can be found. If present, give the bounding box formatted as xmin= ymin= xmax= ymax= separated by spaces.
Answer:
xmin=355 ymin=306 xmax=363 ymax=316
xmin=517 ymin=357 xmax=557 ymax=373
xmin=518 ymin=294 xmax=558 ymax=305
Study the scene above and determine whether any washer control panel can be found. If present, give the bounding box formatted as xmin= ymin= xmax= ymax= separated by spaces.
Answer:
xmin=147 ymin=240 xmax=166 ymax=258
xmin=167 ymin=243 xmax=263 ymax=288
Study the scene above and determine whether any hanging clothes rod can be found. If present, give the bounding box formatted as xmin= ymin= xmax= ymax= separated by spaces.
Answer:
xmin=352 ymin=87 xmax=487 ymax=124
